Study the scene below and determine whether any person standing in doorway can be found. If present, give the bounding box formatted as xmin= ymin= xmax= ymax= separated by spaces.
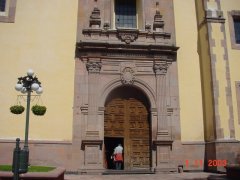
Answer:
xmin=113 ymin=144 xmax=123 ymax=170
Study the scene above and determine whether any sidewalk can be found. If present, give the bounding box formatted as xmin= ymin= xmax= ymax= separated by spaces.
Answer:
xmin=64 ymin=172 xmax=228 ymax=180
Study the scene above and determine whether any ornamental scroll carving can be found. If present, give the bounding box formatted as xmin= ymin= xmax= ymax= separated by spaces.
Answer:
xmin=153 ymin=63 xmax=169 ymax=75
xmin=117 ymin=33 xmax=138 ymax=44
xmin=121 ymin=67 xmax=135 ymax=85
xmin=86 ymin=61 xmax=102 ymax=73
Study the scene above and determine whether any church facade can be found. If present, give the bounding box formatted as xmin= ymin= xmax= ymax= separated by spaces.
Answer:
xmin=0 ymin=0 xmax=240 ymax=173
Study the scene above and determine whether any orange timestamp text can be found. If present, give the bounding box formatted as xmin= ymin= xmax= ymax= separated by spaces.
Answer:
xmin=185 ymin=159 xmax=227 ymax=168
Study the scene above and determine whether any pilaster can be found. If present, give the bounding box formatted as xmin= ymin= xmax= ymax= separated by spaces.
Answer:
xmin=153 ymin=62 xmax=170 ymax=140
xmin=85 ymin=60 xmax=102 ymax=139
xmin=79 ymin=58 xmax=103 ymax=172
xmin=153 ymin=62 xmax=174 ymax=172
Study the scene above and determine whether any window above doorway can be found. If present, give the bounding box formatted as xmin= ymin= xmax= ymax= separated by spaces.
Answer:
xmin=113 ymin=0 xmax=143 ymax=30
xmin=0 ymin=0 xmax=17 ymax=23
xmin=115 ymin=0 xmax=137 ymax=28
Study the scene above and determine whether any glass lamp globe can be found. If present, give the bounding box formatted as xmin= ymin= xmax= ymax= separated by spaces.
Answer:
xmin=15 ymin=83 xmax=23 ymax=91
xmin=31 ymin=83 xmax=39 ymax=91
xmin=36 ymin=87 xmax=43 ymax=94
xmin=21 ymin=87 xmax=27 ymax=94
xmin=27 ymin=69 xmax=34 ymax=76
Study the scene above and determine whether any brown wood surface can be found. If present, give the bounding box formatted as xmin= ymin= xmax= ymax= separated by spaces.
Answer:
xmin=104 ymin=98 xmax=150 ymax=170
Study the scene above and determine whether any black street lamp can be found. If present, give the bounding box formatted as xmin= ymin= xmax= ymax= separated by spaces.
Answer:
xmin=12 ymin=69 xmax=43 ymax=180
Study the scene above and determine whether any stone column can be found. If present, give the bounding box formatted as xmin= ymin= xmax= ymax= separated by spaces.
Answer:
xmin=153 ymin=62 xmax=174 ymax=172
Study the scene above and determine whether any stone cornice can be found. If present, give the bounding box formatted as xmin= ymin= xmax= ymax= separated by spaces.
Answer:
xmin=81 ymin=140 xmax=103 ymax=150
xmin=76 ymin=41 xmax=179 ymax=61
xmin=205 ymin=9 xmax=225 ymax=23
xmin=82 ymin=28 xmax=171 ymax=44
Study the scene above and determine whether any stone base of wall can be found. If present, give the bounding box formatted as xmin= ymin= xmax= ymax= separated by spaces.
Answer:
xmin=0 ymin=140 xmax=72 ymax=170
xmin=205 ymin=140 xmax=240 ymax=172
xmin=171 ymin=141 xmax=205 ymax=171
xmin=0 ymin=139 xmax=239 ymax=173
xmin=0 ymin=167 xmax=65 ymax=180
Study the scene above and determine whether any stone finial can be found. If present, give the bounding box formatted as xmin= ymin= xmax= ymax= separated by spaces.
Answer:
xmin=145 ymin=24 xmax=151 ymax=32
xmin=153 ymin=2 xmax=164 ymax=32
xmin=103 ymin=22 xmax=110 ymax=30
xmin=153 ymin=10 xmax=164 ymax=32
xmin=89 ymin=7 xmax=101 ymax=28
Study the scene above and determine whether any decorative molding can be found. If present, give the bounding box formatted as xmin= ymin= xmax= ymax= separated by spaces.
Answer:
xmin=86 ymin=61 xmax=102 ymax=73
xmin=153 ymin=62 xmax=169 ymax=75
xmin=117 ymin=29 xmax=139 ymax=44
xmin=81 ymin=28 xmax=172 ymax=45
xmin=121 ymin=67 xmax=135 ymax=85
xmin=205 ymin=9 xmax=225 ymax=23
xmin=81 ymin=140 xmax=103 ymax=150
xmin=103 ymin=22 xmax=110 ymax=30
xmin=167 ymin=108 xmax=174 ymax=116
xmin=153 ymin=140 xmax=173 ymax=150
xmin=145 ymin=24 xmax=151 ymax=32
xmin=89 ymin=7 xmax=101 ymax=28
xmin=153 ymin=10 xmax=165 ymax=31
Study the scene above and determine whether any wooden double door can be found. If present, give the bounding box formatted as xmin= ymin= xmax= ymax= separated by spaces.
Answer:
xmin=104 ymin=97 xmax=151 ymax=170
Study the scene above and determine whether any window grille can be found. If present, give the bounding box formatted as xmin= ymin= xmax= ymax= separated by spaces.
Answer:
xmin=0 ymin=0 xmax=6 ymax=12
xmin=234 ymin=17 xmax=240 ymax=44
xmin=115 ymin=0 xmax=136 ymax=28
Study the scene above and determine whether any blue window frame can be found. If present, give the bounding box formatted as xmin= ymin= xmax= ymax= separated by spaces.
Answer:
xmin=0 ymin=0 xmax=6 ymax=12
xmin=234 ymin=17 xmax=240 ymax=44
xmin=115 ymin=0 xmax=136 ymax=28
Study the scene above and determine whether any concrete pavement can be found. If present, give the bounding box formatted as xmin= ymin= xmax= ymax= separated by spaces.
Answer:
xmin=64 ymin=172 xmax=228 ymax=180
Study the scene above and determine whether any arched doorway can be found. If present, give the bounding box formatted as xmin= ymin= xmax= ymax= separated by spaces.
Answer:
xmin=104 ymin=86 xmax=151 ymax=170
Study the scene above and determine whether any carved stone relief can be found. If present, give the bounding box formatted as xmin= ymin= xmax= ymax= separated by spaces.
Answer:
xmin=86 ymin=61 xmax=102 ymax=73
xmin=117 ymin=32 xmax=138 ymax=44
xmin=121 ymin=67 xmax=135 ymax=85
xmin=153 ymin=62 xmax=169 ymax=75
xmin=120 ymin=63 xmax=136 ymax=85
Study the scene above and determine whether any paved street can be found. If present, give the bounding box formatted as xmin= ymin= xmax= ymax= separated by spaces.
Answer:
xmin=64 ymin=172 xmax=228 ymax=180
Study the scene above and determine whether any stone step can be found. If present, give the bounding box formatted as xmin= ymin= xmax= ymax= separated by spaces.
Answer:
xmin=102 ymin=170 xmax=155 ymax=175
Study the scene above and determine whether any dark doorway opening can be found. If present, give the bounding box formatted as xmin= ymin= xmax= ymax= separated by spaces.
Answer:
xmin=104 ymin=137 xmax=124 ymax=170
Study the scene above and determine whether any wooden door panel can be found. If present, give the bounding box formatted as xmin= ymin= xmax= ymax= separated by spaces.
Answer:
xmin=104 ymin=97 xmax=150 ymax=169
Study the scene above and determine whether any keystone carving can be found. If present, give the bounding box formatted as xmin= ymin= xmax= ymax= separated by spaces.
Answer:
xmin=117 ymin=33 xmax=138 ymax=44
xmin=121 ymin=67 xmax=135 ymax=85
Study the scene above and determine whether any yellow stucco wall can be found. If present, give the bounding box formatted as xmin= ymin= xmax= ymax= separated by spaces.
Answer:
xmin=1 ymin=0 xmax=238 ymax=143
xmin=0 ymin=0 xmax=78 ymax=141
xmin=211 ymin=23 xmax=230 ymax=138
xmin=173 ymin=0 xmax=204 ymax=141
xmin=195 ymin=0 xmax=216 ymax=141
xmin=221 ymin=0 xmax=240 ymax=140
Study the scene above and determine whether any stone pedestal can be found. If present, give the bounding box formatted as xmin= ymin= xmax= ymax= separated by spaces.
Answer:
xmin=80 ymin=140 xmax=104 ymax=174
xmin=153 ymin=140 xmax=176 ymax=172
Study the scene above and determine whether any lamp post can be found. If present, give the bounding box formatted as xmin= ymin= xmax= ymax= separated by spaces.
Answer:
xmin=13 ymin=69 xmax=43 ymax=179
